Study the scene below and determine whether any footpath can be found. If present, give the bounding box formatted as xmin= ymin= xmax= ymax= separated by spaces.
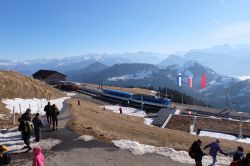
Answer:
xmin=9 ymin=102 xmax=189 ymax=166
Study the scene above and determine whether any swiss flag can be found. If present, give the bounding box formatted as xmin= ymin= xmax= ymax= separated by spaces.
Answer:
xmin=188 ymin=76 xmax=193 ymax=88
xmin=201 ymin=74 xmax=207 ymax=89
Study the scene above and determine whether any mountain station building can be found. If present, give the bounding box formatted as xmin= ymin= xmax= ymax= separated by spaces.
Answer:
xmin=32 ymin=70 xmax=66 ymax=85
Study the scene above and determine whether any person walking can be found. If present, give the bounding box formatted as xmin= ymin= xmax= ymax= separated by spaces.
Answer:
xmin=32 ymin=147 xmax=44 ymax=166
xmin=44 ymin=102 xmax=52 ymax=127
xmin=228 ymin=146 xmax=245 ymax=162
xmin=32 ymin=113 xmax=44 ymax=142
xmin=51 ymin=104 xmax=59 ymax=130
xmin=18 ymin=108 xmax=33 ymax=151
xmin=204 ymin=139 xmax=227 ymax=166
xmin=189 ymin=139 xmax=206 ymax=166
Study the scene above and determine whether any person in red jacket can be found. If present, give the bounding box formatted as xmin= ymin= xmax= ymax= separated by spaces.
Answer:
xmin=32 ymin=147 xmax=44 ymax=166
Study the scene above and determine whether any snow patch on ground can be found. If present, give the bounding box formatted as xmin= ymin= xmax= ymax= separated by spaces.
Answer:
xmin=77 ymin=135 xmax=94 ymax=142
xmin=102 ymin=105 xmax=154 ymax=126
xmin=174 ymin=109 xmax=181 ymax=115
xmin=144 ymin=118 xmax=153 ymax=126
xmin=0 ymin=130 xmax=61 ymax=151
xmin=64 ymin=92 xmax=77 ymax=97
xmin=102 ymin=105 xmax=146 ymax=117
xmin=1 ymin=97 xmax=70 ymax=115
xmin=199 ymin=131 xmax=250 ymax=144
xmin=112 ymin=139 xmax=231 ymax=166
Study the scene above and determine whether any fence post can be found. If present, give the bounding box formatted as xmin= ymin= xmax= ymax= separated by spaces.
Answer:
xmin=13 ymin=106 xmax=15 ymax=125
xmin=19 ymin=104 xmax=21 ymax=114
xmin=38 ymin=104 xmax=40 ymax=114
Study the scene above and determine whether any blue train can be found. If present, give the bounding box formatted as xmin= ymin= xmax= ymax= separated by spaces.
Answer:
xmin=102 ymin=89 xmax=171 ymax=108
xmin=102 ymin=89 xmax=133 ymax=100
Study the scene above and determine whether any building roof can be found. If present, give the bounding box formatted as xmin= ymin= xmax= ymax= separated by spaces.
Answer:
xmin=32 ymin=70 xmax=66 ymax=79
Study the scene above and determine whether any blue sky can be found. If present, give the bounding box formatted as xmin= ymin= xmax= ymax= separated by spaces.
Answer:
xmin=1 ymin=0 xmax=250 ymax=60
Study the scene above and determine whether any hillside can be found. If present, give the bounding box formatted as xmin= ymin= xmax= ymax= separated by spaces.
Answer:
xmin=0 ymin=70 xmax=65 ymax=128
xmin=67 ymin=98 xmax=250 ymax=153
xmin=69 ymin=62 xmax=250 ymax=112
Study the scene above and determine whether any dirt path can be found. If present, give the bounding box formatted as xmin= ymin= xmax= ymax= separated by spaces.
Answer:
xmin=10 ymin=100 xmax=191 ymax=166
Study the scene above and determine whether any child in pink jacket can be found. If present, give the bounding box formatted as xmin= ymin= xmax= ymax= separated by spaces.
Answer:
xmin=32 ymin=147 xmax=44 ymax=166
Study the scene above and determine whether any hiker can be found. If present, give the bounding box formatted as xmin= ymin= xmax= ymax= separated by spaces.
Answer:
xmin=51 ymin=104 xmax=59 ymax=130
xmin=32 ymin=113 xmax=44 ymax=142
xmin=241 ymin=153 xmax=250 ymax=165
xmin=204 ymin=139 xmax=227 ymax=166
xmin=189 ymin=139 xmax=206 ymax=166
xmin=19 ymin=108 xmax=32 ymax=122
xmin=0 ymin=145 xmax=11 ymax=165
xmin=119 ymin=107 xmax=123 ymax=114
xmin=44 ymin=102 xmax=52 ymax=126
xmin=19 ymin=109 xmax=33 ymax=150
xmin=32 ymin=147 xmax=44 ymax=166
xmin=228 ymin=146 xmax=245 ymax=162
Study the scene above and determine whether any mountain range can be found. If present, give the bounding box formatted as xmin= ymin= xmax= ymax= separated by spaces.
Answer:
xmin=159 ymin=44 xmax=250 ymax=77
xmin=1 ymin=44 xmax=250 ymax=111
xmin=0 ymin=52 xmax=165 ymax=75
xmin=66 ymin=60 xmax=250 ymax=112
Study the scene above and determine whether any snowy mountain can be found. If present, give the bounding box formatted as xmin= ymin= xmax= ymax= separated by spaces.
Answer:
xmin=158 ymin=44 xmax=250 ymax=76
xmin=0 ymin=52 xmax=165 ymax=75
xmin=67 ymin=61 xmax=250 ymax=112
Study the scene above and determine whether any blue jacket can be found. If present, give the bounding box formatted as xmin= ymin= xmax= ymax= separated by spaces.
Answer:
xmin=204 ymin=142 xmax=227 ymax=157
xmin=32 ymin=117 xmax=44 ymax=130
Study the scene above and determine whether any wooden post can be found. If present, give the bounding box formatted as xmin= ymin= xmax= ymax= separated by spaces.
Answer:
xmin=19 ymin=104 xmax=22 ymax=114
xmin=40 ymin=99 xmax=43 ymax=108
xmin=239 ymin=119 xmax=243 ymax=138
xmin=13 ymin=106 xmax=15 ymax=125
xmin=38 ymin=104 xmax=40 ymax=114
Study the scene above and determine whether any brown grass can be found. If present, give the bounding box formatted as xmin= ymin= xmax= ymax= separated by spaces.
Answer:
xmin=0 ymin=70 xmax=65 ymax=128
xmin=167 ymin=115 xmax=250 ymax=136
xmin=67 ymin=98 xmax=250 ymax=152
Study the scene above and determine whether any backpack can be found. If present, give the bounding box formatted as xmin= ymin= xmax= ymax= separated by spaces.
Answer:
xmin=189 ymin=144 xmax=196 ymax=159
xmin=24 ymin=121 xmax=34 ymax=134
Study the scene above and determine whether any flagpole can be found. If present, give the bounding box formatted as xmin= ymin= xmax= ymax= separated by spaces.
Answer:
xmin=182 ymin=84 xmax=183 ymax=104
xmin=194 ymin=89 xmax=195 ymax=106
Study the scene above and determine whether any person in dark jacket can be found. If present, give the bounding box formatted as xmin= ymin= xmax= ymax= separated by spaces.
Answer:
xmin=241 ymin=153 xmax=250 ymax=166
xmin=190 ymin=139 xmax=206 ymax=166
xmin=228 ymin=146 xmax=245 ymax=162
xmin=204 ymin=139 xmax=227 ymax=166
xmin=32 ymin=113 xmax=44 ymax=142
xmin=51 ymin=104 xmax=59 ymax=131
xmin=18 ymin=109 xmax=32 ymax=141
xmin=44 ymin=102 xmax=52 ymax=126
xmin=20 ymin=108 xmax=32 ymax=122
xmin=18 ymin=108 xmax=33 ymax=151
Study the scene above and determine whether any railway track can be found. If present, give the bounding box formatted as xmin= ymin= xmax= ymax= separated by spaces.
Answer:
xmin=76 ymin=88 xmax=162 ymax=113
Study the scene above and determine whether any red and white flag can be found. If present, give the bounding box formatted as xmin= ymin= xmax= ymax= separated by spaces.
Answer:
xmin=201 ymin=74 xmax=207 ymax=89
xmin=188 ymin=76 xmax=193 ymax=88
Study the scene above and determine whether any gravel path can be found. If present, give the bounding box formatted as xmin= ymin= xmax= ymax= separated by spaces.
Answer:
xmin=10 ymin=99 xmax=191 ymax=166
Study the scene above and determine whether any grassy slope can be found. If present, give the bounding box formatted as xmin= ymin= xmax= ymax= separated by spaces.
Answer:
xmin=0 ymin=70 xmax=64 ymax=128
xmin=67 ymin=98 xmax=250 ymax=153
